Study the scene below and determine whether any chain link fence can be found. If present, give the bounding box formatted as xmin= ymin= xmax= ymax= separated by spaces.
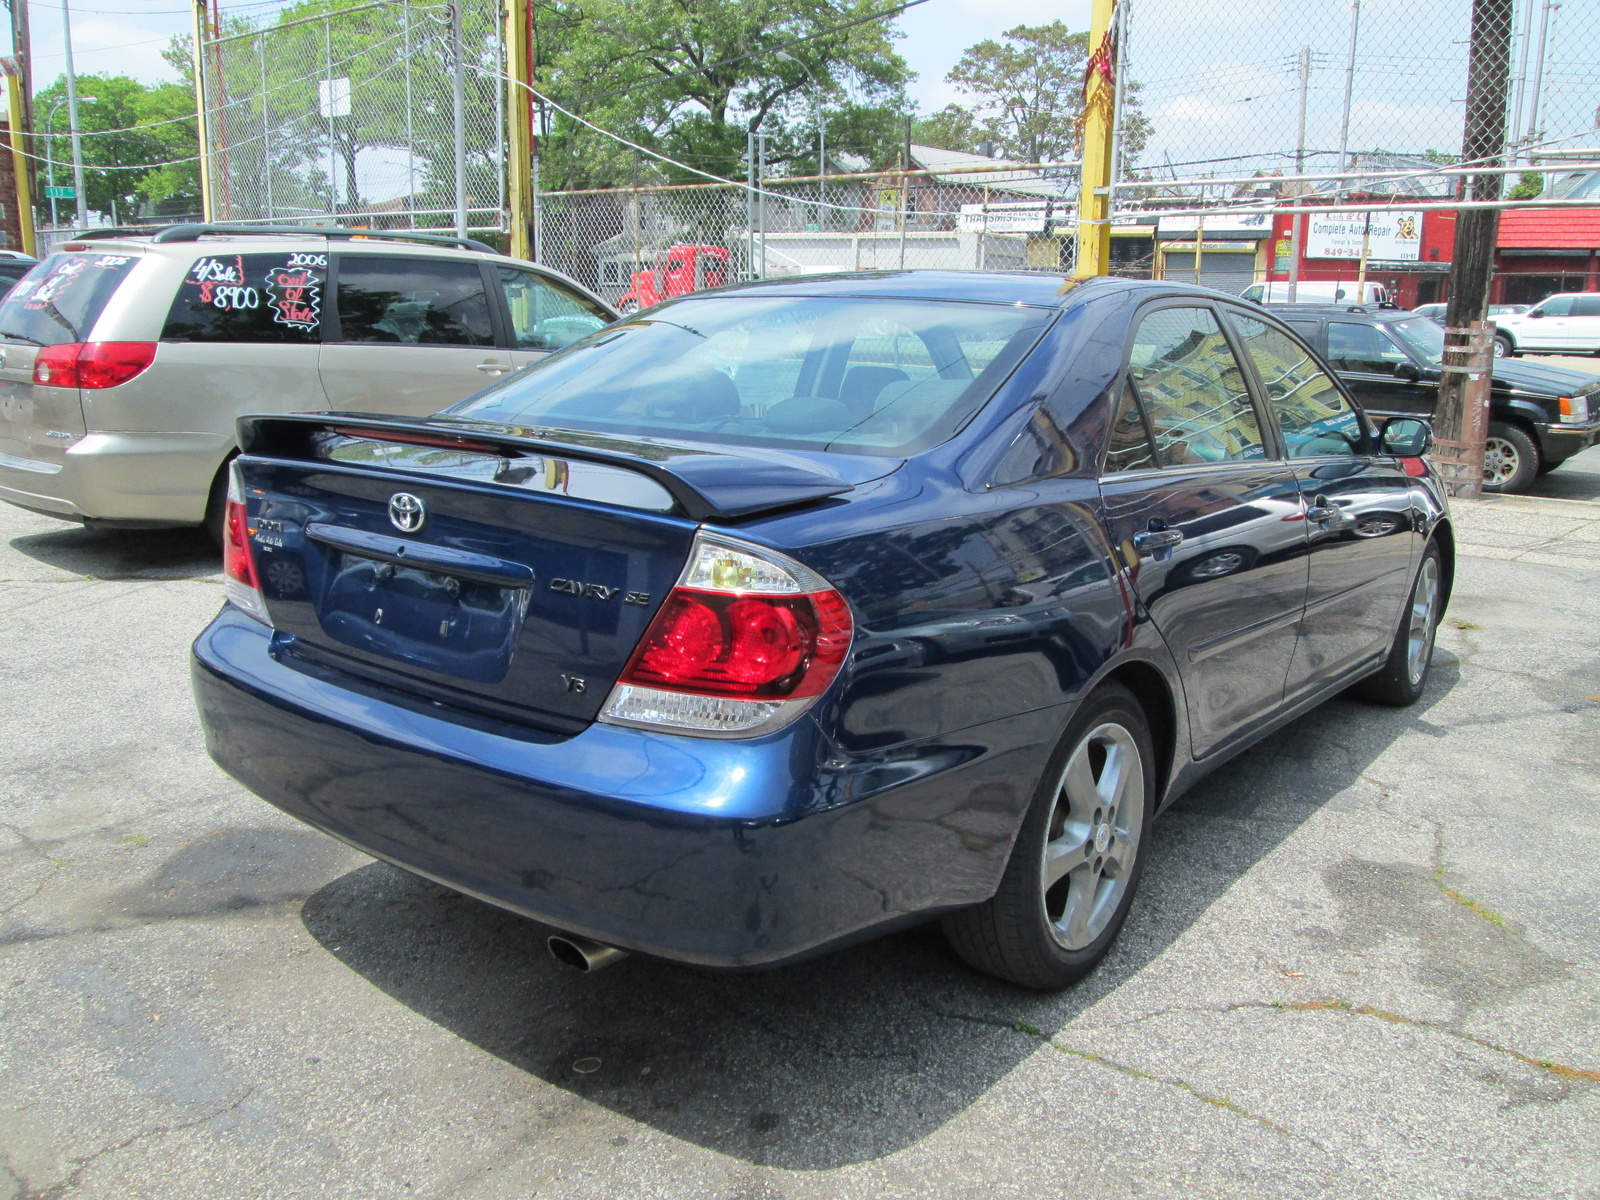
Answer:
xmin=199 ymin=0 xmax=505 ymax=230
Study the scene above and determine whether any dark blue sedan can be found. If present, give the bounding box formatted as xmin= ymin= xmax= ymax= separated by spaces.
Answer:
xmin=192 ymin=272 xmax=1450 ymax=989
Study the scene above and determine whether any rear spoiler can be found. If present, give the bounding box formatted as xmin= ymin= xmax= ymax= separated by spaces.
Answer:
xmin=236 ymin=412 xmax=860 ymax=522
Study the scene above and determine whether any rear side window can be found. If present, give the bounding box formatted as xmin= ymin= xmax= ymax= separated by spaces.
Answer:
xmin=1571 ymin=295 xmax=1600 ymax=317
xmin=0 ymin=253 xmax=140 ymax=346
xmin=1125 ymin=306 xmax=1266 ymax=466
xmin=162 ymin=251 xmax=327 ymax=343
xmin=334 ymin=256 xmax=493 ymax=346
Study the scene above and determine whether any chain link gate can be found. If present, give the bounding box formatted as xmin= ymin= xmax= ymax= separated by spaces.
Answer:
xmin=198 ymin=0 xmax=506 ymax=231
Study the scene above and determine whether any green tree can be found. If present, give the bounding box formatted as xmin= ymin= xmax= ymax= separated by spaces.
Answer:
xmin=921 ymin=22 xmax=1150 ymax=166
xmin=32 ymin=74 xmax=197 ymax=220
xmin=1508 ymin=170 xmax=1544 ymax=200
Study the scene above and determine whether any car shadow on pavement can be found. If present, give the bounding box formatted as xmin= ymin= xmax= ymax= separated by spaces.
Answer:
xmin=300 ymin=659 xmax=1462 ymax=1170
xmin=7 ymin=523 xmax=220 ymax=580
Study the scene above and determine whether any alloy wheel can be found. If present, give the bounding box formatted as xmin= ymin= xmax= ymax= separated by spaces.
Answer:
xmin=1406 ymin=554 xmax=1440 ymax=686
xmin=1041 ymin=722 xmax=1145 ymax=951
xmin=1482 ymin=436 xmax=1520 ymax=486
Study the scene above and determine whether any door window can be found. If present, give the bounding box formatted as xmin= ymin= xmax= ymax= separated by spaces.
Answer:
xmin=497 ymin=268 xmax=610 ymax=351
xmin=1532 ymin=295 xmax=1573 ymax=317
xmin=162 ymin=251 xmax=327 ymax=343
xmin=1326 ymin=322 xmax=1411 ymax=374
xmin=1233 ymin=314 xmax=1362 ymax=458
xmin=1125 ymin=306 xmax=1266 ymax=466
xmin=334 ymin=256 xmax=493 ymax=346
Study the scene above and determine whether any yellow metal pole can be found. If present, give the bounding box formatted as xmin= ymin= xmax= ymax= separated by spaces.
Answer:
xmin=1073 ymin=0 xmax=1116 ymax=278
xmin=191 ymin=0 xmax=214 ymax=222
xmin=4 ymin=70 xmax=35 ymax=256
xmin=505 ymin=0 xmax=532 ymax=260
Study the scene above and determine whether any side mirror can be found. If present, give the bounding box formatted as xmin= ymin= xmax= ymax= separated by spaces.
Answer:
xmin=1381 ymin=416 xmax=1432 ymax=458
xmin=1393 ymin=361 xmax=1421 ymax=382
xmin=1528 ymin=308 xmax=1545 ymax=318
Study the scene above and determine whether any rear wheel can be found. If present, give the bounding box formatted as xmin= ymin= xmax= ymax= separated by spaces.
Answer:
xmin=1354 ymin=541 xmax=1442 ymax=707
xmin=943 ymin=683 xmax=1154 ymax=990
xmin=1482 ymin=422 xmax=1539 ymax=493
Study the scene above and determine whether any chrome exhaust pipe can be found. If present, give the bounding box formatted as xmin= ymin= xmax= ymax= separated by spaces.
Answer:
xmin=547 ymin=933 xmax=629 ymax=972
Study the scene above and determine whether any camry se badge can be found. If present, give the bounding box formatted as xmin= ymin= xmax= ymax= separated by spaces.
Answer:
xmin=388 ymin=492 xmax=426 ymax=533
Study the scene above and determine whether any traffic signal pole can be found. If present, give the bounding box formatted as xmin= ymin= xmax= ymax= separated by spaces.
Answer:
xmin=1072 ymin=0 xmax=1116 ymax=278
xmin=1434 ymin=0 xmax=1513 ymax=499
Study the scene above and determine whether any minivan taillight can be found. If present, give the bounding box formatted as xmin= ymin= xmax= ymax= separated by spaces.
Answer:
xmin=600 ymin=532 xmax=853 ymax=737
xmin=32 ymin=342 xmax=157 ymax=389
xmin=223 ymin=461 xmax=270 ymax=624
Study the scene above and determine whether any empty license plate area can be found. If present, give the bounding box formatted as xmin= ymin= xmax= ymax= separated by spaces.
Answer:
xmin=317 ymin=549 xmax=530 ymax=685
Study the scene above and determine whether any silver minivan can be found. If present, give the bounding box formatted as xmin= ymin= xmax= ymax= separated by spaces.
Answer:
xmin=0 ymin=225 xmax=615 ymax=539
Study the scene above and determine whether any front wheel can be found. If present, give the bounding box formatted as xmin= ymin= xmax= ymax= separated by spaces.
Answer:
xmin=1353 ymin=541 xmax=1443 ymax=707
xmin=942 ymin=683 xmax=1155 ymax=990
xmin=1492 ymin=333 xmax=1514 ymax=358
xmin=1482 ymin=422 xmax=1539 ymax=493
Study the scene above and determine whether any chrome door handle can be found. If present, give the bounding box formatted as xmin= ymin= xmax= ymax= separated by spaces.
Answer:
xmin=1132 ymin=529 xmax=1184 ymax=554
xmin=476 ymin=361 xmax=511 ymax=374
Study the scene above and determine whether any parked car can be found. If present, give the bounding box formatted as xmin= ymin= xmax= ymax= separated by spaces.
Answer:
xmin=616 ymin=243 xmax=730 ymax=311
xmin=0 ymin=250 xmax=36 ymax=299
xmin=1491 ymin=292 xmax=1600 ymax=357
xmin=192 ymin=272 xmax=1451 ymax=990
xmin=0 ymin=224 xmax=614 ymax=541
xmin=1410 ymin=302 xmax=1529 ymax=325
xmin=1269 ymin=304 xmax=1600 ymax=492
xmin=1241 ymin=280 xmax=1390 ymax=306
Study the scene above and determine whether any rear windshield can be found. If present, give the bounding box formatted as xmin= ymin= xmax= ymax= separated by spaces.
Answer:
xmin=451 ymin=295 xmax=1054 ymax=455
xmin=0 ymin=252 xmax=141 ymax=346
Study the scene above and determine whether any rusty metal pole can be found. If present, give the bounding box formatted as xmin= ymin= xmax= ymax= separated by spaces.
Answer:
xmin=1436 ymin=322 xmax=1494 ymax=499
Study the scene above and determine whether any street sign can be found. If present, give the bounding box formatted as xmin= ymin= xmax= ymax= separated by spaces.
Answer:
xmin=43 ymin=185 xmax=75 ymax=199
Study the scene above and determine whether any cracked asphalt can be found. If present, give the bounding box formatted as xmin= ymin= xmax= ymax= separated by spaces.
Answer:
xmin=1 ymin=481 xmax=1598 ymax=1200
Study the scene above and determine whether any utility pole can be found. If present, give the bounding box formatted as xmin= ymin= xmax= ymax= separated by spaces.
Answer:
xmin=1072 ymin=0 xmax=1115 ymax=278
xmin=9 ymin=0 xmax=34 ymax=203
xmin=449 ymin=1 xmax=467 ymax=238
xmin=1435 ymin=0 xmax=1513 ymax=500
xmin=505 ymin=0 xmax=532 ymax=259
xmin=2 ymin=58 xmax=35 ymax=256
xmin=1336 ymin=0 xmax=1361 ymax=198
xmin=61 ymin=0 xmax=87 ymax=227
xmin=1288 ymin=45 xmax=1311 ymax=301
xmin=190 ymin=1 xmax=214 ymax=220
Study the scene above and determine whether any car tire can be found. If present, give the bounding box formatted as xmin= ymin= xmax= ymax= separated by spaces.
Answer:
xmin=1353 ymin=541 xmax=1443 ymax=708
xmin=1492 ymin=333 xmax=1514 ymax=358
xmin=1482 ymin=422 xmax=1539 ymax=493
xmin=942 ymin=682 xmax=1155 ymax=990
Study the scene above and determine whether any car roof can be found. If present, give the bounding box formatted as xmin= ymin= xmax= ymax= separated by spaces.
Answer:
xmin=1260 ymin=304 xmax=1412 ymax=322
xmin=45 ymin=224 xmax=507 ymax=262
xmin=655 ymin=271 xmax=1254 ymax=311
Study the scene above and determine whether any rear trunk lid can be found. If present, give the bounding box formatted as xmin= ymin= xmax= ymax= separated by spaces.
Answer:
xmin=235 ymin=413 xmax=888 ymax=733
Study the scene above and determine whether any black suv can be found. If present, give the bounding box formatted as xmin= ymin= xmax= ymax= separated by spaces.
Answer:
xmin=1265 ymin=304 xmax=1600 ymax=492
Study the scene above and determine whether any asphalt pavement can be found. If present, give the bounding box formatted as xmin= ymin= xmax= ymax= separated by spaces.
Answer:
xmin=1 ymin=491 xmax=1597 ymax=1200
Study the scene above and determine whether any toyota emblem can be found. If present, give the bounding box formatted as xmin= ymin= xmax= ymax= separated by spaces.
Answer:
xmin=388 ymin=492 xmax=426 ymax=533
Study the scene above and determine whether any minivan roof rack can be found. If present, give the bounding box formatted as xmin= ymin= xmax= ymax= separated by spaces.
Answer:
xmin=147 ymin=223 xmax=499 ymax=255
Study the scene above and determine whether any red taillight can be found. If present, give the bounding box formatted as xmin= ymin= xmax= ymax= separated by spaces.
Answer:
xmin=600 ymin=533 xmax=853 ymax=737
xmin=222 ymin=461 xmax=270 ymax=624
xmin=32 ymin=342 xmax=157 ymax=389
xmin=621 ymin=588 xmax=850 ymax=699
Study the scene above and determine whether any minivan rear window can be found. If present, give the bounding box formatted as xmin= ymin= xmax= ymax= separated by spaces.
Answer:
xmin=451 ymin=295 xmax=1054 ymax=456
xmin=162 ymin=251 xmax=327 ymax=343
xmin=0 ymin=253 xmax=141 ymax=346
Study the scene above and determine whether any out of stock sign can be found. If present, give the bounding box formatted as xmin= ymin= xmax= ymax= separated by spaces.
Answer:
xmin=1306 ymin=211 xmax=1423 ymax=261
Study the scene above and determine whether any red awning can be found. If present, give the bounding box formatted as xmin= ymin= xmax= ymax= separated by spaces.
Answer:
xmin=1496 ymin=209 xmax=1600 ymax=251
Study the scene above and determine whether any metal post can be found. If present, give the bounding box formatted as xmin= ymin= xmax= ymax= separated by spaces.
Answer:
xmin=62 ymin=0 xmax=87 ymax=227
xmin=404 ymin=0 xmax=414 ymax=223
xmin=450 ymin=1 xmax=467 ymax=237
xmin=44 ymin=103 xmax=58 ymax=229
xmin=1337 ymin=0 xmax=1362 ymax=197
xmin=817 ymin=111 xmax=825 ymax=227
xmin=1194 ymin=213 xmax=1204 ymax=283
xmin=898 ymin=174 xmax=908 ymax=269
xmin=1356 ymin=211 xmax=1372 ymax=294
xmin=1289 ymin=45 xmax=1311 ymax=301
xmin=1523 ymin=0 xmax=1554 ymax=149
xmin=1106 ymin=0 xmax=1130 ymax=266
xmin=746 ymin=128 xmax=755 ymax=280
xmin=324 ymin=19 xmax=336 ymax=213
xmin=1072 ymin=0 xmax=1115 ymax=278
xmin=758 ymin=132 xmax=767 ymax=279
xmin=4 ymin=71 xmax=36 ymax=256
xmin=1508 ymin=0 xmax=1538 ymax=162
xmin=531 ymin=154 xmax=541 ymax=263
xmin=190 ymin=1 xmax=214 ymax=221
xmin=259 ymin=35 xmax=272 ymax=220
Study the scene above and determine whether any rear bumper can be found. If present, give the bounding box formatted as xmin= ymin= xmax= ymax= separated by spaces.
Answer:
xmin=0 ymin=430 xmax=229 ymax=525
xmin=191 ymin=607 xmax=1058 ymax=967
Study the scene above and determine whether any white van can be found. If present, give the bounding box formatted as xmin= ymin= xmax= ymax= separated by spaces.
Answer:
xmin=1240 ymin=280 xmax=1390 ymax=306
